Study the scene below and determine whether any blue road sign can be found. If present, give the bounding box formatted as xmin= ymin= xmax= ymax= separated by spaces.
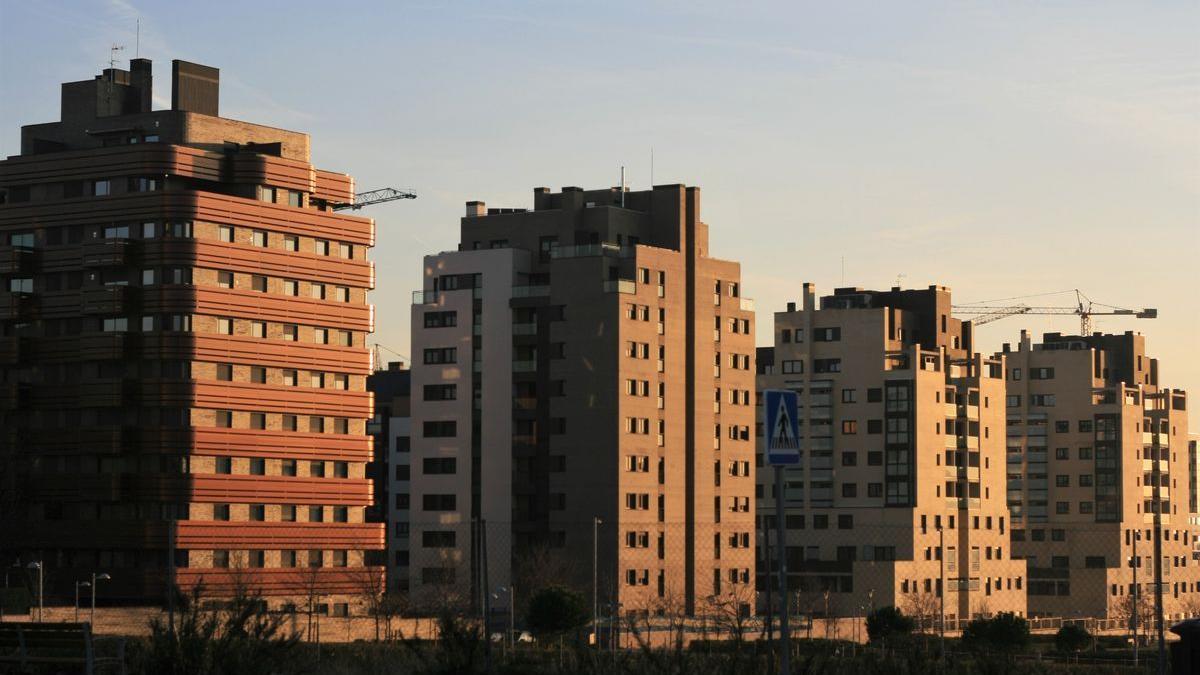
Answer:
xmin=764 ymin=389 xmax=800 ymax=465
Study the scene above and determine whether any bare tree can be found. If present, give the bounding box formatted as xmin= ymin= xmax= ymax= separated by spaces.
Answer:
xmin=351 ymin=565 xmax=389 ymax=640
xmin=901 ymin=589 xmax=941 ymax=635
xmin=709 ymin=582 xmax=757 ymax=647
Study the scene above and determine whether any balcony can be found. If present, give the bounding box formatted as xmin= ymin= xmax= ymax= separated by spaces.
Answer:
xmin=80 ymin=285 xmax=137 ymax=315
xmin=82 ymin=238 xmax=133 ymax=267
xmin=412 ymin=290 xmax=439 ymax=305
xmin=549 ymin=242 xmax=630 ymax=259
xmin=0 ymin=245 xmax=36 ymax=275
xmin=603 ymin=279 xmax=636 ymax=294
xmin=512 ymin=285 xmax=551 ymax=298
xmin=512 ymin=360 xmax=537 ymax=373
xmin=512 ymin=322 xmax=537 ymax=336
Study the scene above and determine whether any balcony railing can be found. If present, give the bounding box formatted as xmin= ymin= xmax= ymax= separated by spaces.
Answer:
xmin=511 ymin=285 xmax=551 ymax=298
xmin=412 ymin=290 xmax=439 ymax=305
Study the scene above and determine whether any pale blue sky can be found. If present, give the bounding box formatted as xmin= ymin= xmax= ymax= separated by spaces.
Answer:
xmin=2 ymin=1 xmax=1197 ymax=416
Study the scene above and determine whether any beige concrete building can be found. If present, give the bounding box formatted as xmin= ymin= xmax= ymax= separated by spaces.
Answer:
xmin=999 ymin=331 xmax=1199 ymax=621
xmin=408 ymin=185 xmax=756 ymax=617
xmin=757 ymin=284 xmax=1026 ymax=625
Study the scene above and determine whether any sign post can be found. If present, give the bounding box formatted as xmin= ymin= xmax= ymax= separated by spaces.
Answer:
xmin=764 ymin=389 xmax=799 ymax=675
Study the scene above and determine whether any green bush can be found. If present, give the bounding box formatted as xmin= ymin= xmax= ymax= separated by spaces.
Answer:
xmin=524 ymin=585 xmax=589 ymax=639
xmin=961 ymin=612 xmax=1030 ymax=654
xmin=1054 ymin=623 xmax=1091 ymax=653
xmin=865 ymin=606 xmax=914 ymax=644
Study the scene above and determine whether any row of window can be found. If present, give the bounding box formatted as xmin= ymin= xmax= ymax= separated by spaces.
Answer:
xmin=209 ymin=503 xmax=351 ymax=523
xmin=210 ymin=549 xmax=350 ymax=569
xmin=213 ymin=410 xmax=353 ymax=434
xmin=212 ymin=457 xmax=349 ymax=478
xmin=215 ymin=270 xmax=353 ymax=302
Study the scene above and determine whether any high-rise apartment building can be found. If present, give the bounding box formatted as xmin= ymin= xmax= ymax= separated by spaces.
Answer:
xmin=757 ymin=284 xmax=1026 ymax=624
xmin=999 ymin=331 xmax=1198 ymax=620
xmin=0 ymin=60 xmax=384 ymax=608
xmin=366 ymin=362 xmax=413 ymax=594
xmin=408 ymin=185 xmax=756 ymax=615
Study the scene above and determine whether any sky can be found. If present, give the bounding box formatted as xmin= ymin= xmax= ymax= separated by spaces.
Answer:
xmin=1 ymin=1 xmax=1197 ymax=422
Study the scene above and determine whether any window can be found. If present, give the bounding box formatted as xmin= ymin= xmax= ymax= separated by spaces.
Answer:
xmin=217 ymin=271 xmax=234 ymax=289
xmin=423 ymin=421 xmax=457 ymax=437
xmin=92 ymin=179 xmax=112 ymax=196
xmin=813 ymin=359 xmax=841 ymax=373
xmin=250 ymin=504 xmax=266 ymax=521
xmin=310 ymin=283 xmax=326 ymax=300
xmin=423 ymin=384 xmax=457 ymax=401
xmin=251 ymin=275 xmax=267 ymax=292
xmin=1007 ymin=395 xmax=1021 ymax=408
xmin=422 ymin=494 xmax=457 ymax=511
xmin=216 ymin=363 xmax=233 ymax=381
xmin=250 ymin=412 xmax=266 ymax=429
xmin=842 ymin=389 xmax=857 ymax=403
xmin=423 ymin=531 xmax=456 ymax=548
xmin=315 ymin=239 xmax=331 ymax=256
xmin=212 ymin=550 xmax=230 ymax=568
xmin=424 ymin=311 xmax=457 ymax=328
xmin=868 ymin=483 xmax=883 ymax=498
xmin=283 ymin=324 xmax=298 ymax=341
xmin=1031 ymin=367 xmax=1055 ymax=380
xmin=339 ymin=242 xmax=353 ymax=259
xmin=215 ymin=411 xmax=233 ymax=429
xmin=841 ymin=420 xmax=858 ymax=435
xmin=288 ymin=190 xmax=302 ymax=208
xmin=838 ymin=514 xmax=854 ymax=529
xmin=334 ymin=461 xmax=349 ymax=478
xmin=1031 ymin=394 xmax=1056 ymax=407
xmin=259 ymin=186 xmax=276 ymax=203
xmin=213 ymin=504 xmax=230 ymax=521
xmin=251 ymin=321 xmax=267 ymax=338
xmin=284 ymin=235 xmax=299 ymax=252
xmin=814 ymin=327 xmax=841 ymax=342
xmin=423 ymin=348 xmax=457 ymax=364
xmin=423 ymin=457 xmax=457 ymax=474
xmin=335 ymin=286 xmax=350 ymax=303
xmin=219 ymin=225 xmax=234 ymax=243
xmin=251 ymin=230 xmax=268 ymax=247
xmin=314 ymin=327 xmax=329 ymax=344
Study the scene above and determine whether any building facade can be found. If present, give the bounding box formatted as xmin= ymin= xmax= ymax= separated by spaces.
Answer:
xmin=366 ymin=362 xmax=413 ymax=594
xmin=757 ymin=284 xmax=1026 ymax=625
xmin=408 ymin=185 xmax=757 ymax=616
xmin=0 ymin=60 xmax=384 ymax=609
xmin=999 ymin=331 xmax=1198 ymax=620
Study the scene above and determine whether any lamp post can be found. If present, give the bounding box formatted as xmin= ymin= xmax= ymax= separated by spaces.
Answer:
xmin=592 ymin=517 xmax=601 ymax=648
xmin=91 ymin=573 xmax=110 ymax=628
xmin=75 ymin=581 xmax=90 ymax=623
xmin=27 ymin=562 xmax=42 ymax=623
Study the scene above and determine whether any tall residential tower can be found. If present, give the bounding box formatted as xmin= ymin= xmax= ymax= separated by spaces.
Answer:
xmin=0 ymin=60 xmax=384 ymax=610
xmin=757 ymin=284 xmax=1026 ymax=625
xmin=1000 ymin=331 xmax=1197 ymax=620
xmin=408 ymin=185 xmax=757 ymax=615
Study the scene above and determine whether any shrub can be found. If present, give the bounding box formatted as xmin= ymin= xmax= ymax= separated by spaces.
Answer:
xmin=1054 ymin=623 xmax=1091 ymax=654
xmin=524 ymin=586 xmax=590 ymax=640
xmin=865 ymin=606 xmax=914 ymax=645
xmin=961 ymin=612 xmax=1030 ymax=654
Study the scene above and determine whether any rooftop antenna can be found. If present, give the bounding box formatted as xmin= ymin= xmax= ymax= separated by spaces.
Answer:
xmin=620 ymin=166 xmax=625 ymax=207
xmin=841 ymin=256 xmax=845 ymax=285
xmin=894 ymin=273 xmax=906 ymax=289
xmin=650 ymin=148 xmax=654 ymax=185
xmin=109 ymin=44 xmax=125 ymax=75
xmin=136 ymin=19 xmax=140 ymax=58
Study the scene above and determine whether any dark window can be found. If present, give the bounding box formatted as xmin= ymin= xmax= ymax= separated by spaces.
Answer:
xmin=423 ymin=347 xmax=457 ymax=364
xmin=837 ymin=514 xmax=854 ymax=530
xmin=422 ymin=457 xmax=457 ymax=474
xmin=814 ymin=327 xmax=841 ymax=342
xmin=423 ymin=421 xmax=457 ymax=437
xmin=867 ymin=388 xmax=882 ymax=403
xmin=423 ymin=384 xmax=457 ymax=401
xmin=422 ymin=530 xmax=457 ymax=548
xmin=813 ymin=358 xmax=841 ymax=373
xmin=422 ymin=494 xmax=457 ymax=511
xmin=424 ymin=311 xmax=457 ymax=328
xmin=867 ymin=419 xmax=883 ymax=434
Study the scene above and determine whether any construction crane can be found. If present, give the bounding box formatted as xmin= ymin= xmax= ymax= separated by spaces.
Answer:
xmin=331 ymin=188 xmax=417 ymax=211
xmin=952 ymin=289 xmax=1156 ymax=335
xmin=371 ymin=343 xmax=410 ymax=372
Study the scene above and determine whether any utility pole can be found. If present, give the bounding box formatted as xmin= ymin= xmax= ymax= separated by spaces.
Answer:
xmin=774 ymin=466 xmax=791 ymax=675
xmin=1132 ymin=529 xmax=1139 ymax=667
xmin=1150 ymin=425 xmax=1166 ymax=675
xmin=592 ymin=517 xmax=601 ymax=648
xmin=481 ymin=519 xmax=491 ymax=672
xmin=939 ymin=526 xmax=946 ymax=659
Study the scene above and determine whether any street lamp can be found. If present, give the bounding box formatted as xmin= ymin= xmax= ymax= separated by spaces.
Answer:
xmin=27 ymin=562 xmax=42 ymax=623
xmin=91 ymin=573 xmax=111 ymax=628
xmin=75 ymin=581 xmax=91 ymax=623
xmin=491 ymin=586 xmax=514 ymax=651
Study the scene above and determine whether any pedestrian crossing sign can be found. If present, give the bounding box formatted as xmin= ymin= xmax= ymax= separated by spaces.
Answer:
xmin=764 ymin=389 xmax=800 ymax=465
